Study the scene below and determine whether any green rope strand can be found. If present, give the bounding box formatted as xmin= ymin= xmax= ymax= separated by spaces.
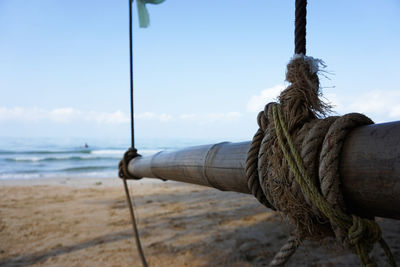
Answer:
xmin=272 ymin=103 xmax=396 ymax=267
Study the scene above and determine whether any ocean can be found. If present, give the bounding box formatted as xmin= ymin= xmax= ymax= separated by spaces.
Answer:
xmin=0 ymin=137 xmax=218 ymax=180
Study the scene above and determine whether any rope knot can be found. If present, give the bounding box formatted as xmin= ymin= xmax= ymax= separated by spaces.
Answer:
xmin=348 ymin=215 xmax=383 ymax=266
xmin=118 ymin=147 xmax=142 ymax=180
xmin=280 ymin=55 xmax=331 ymax=132
xmin=349 ymin=215 xmax=381 ymax=247
xmin=245 ymin=56 xmax=396 ymax=266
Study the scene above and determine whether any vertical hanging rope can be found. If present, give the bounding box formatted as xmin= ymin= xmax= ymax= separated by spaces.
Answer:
xmin=129 ymin=0 xmax=135 ymax=148
xmin=119 ymin=2 xmax=165 ymax=265
xmin=295 ymin=0 xmax=307 ymax=55
xmin=121 ymin=0 xmax=148 ymax=266
xmin=123 ymin=178 xmax=148 ymax=267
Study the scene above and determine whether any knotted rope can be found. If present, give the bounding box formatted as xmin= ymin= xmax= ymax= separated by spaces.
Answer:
xmin=119 ymin=147 xmax=142 ymax=180
xmin=245 ymin=55 xmax=396 ymax=266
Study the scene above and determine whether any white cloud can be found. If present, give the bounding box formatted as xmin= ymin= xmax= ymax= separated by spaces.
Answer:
xmin=247 ymin=85 xmax=285 ymax=112
xmin=207 ymin=112 xmax=242 ymax=121
xmin=246 ymin=86 xmax=400 ymax=123
xmin=325 ymin=90 xmax=400 ymax=122
xmin=49 ymin=108 xmax=82 ymax=123
xmin=348 ymin=91 xmax=400 ymax=118
xmin=93 ymin=110 xmax=130 ymax=124
xmin=0 ymin=107 xmax=176 ymax=124
xmin=0 ymin=107 xmax=24 ymax=120
xmin=136 ymin=112 xmax=173 ymax=122
xmin=0 ymin=107 xmax=246 ymax=126
xmin=179 ymin=112 xmax=242 ymax=123
xmin=179 ymin=113 xmax=197 ymax=120
xmin=0 ymin=107 xmax=51 ymax=122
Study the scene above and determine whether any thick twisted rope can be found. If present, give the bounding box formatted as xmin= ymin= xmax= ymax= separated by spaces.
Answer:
xmin=269 ymin=235 xmax=301 ymax=266
xmin=245 ymin=55 xmax=396 ymax=266
xmin=295 ymin=0 xmax=307 ymax=55
xmin=273 ymin=103 xmax=394 ymax=266
xmin=246 ymin=110 xmax=276 ymax=210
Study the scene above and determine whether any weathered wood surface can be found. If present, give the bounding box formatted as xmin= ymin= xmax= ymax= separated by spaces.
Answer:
xmin=128 ymin=121 xmax=400 ymax=220
xmin=130 ymin=142 xmax=249 ymax=193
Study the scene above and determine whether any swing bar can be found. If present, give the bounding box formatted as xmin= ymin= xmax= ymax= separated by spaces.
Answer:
xmin=127 ymin=121 xmax=400 ymax=220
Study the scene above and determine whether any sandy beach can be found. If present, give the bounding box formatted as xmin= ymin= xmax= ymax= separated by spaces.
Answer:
xmin=1 ymin=177 xmax=399 ymax=267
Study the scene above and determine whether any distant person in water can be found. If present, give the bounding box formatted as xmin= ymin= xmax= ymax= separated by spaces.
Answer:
xmin=84 ymin=143 xmax=89 ymax=148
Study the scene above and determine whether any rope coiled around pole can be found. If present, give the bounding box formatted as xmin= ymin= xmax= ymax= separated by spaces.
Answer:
xmin=119 ymin=148 xmax=142 ymax=180
xmin=245 ymin=55 xmax=396 ymax=266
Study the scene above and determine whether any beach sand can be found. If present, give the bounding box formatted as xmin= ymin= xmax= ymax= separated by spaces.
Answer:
xmin=1 ymin=177 xmax=399 ymax=267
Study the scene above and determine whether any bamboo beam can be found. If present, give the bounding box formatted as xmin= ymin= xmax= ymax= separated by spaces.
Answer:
xmin=128 ymin=121 xmax=400 ymax=220
xmin=130 ymin=142 xmax=250 ymax=193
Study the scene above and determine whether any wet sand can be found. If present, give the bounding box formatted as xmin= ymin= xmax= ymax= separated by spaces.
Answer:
xmin=0 ymin=177 xmax=399 ymax=266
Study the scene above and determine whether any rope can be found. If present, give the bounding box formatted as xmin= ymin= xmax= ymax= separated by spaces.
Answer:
xmin=129 ymin=0 xmax=135 ymax=148
xmin=117 ymin=1 xmax=148 ymax=266
xmin=122 ymin=178 xmax=148 ymax=267
xmin=119 ymin=148 xmax=142 ymax=180
xmin=269 ymin=235 xmax=301 ymax=266
xmin=295 ymin=0 xmax=307 ymax=55
xmin=273 ymin=103 xmax=394 ymax=266
xmin=246 ymin=111 xmax=275 ymax=210
xmin=246 ymin=55 xmax=396 ymax=266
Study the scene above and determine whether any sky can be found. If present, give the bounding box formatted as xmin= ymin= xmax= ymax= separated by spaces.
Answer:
xmin=1 ymin=0 xmax=400 ymax=142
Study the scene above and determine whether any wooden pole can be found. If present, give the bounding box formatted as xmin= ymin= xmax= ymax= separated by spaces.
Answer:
xmin=128 ymin=121 xmax=400 ymax=220
xmin=130 ymin=141 xmax=250 ymax=193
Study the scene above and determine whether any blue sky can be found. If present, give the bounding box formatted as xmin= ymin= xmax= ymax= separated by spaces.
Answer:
xmin=1 ymin=0 xmax=399 ymax=142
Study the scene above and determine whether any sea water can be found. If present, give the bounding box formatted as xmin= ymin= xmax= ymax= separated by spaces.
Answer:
xmin=0 ymin=137 xmax=218 ymax=180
